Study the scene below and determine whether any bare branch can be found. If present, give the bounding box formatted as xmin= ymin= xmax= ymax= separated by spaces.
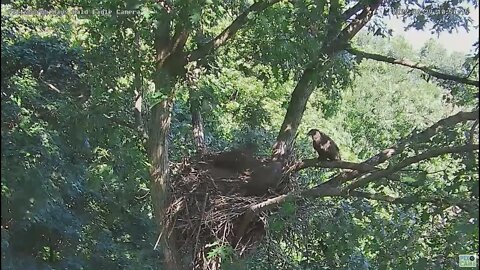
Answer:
xmin=465 ymin=61 xmax=479 ymax=79
xmin=236 ymin=194 xmax=290 ymax=240
xmin=238 ymin=181 xmax=476 ymax=228
xmin=348 ymin=190 xmax=474 ymax=207
xmin=240 ymin=140 xmax=478 ymax=224
xmin=321 ymin=109 xmax=479 ymax=186
xmin=290 ymin=159 xmax=379 ymax=172
xmin=238 ymin=186 xmax=342 ymax=233
xmin=347 ymin=144 xmax=479 ymax=191
xmin=189 ymin=0 xmax=281 ymax=61
xmin=288 ymin=159 xmax=401 ymax=183
xmin=40 ymin=79 xmax=62 ymax=93
xmin=410 ymin=110 xmax=479 ymax=142
xmin=103 ymin=114 xmax=138 ymax=132
xmin=394 ymin=144 xmax=478 ymax=170
xmin=349 ymin=190 xmax=428 ymax=204
xmin=189 ymin=88 xmax=207 ymax=154
xmin=346 ymin=46 xmax=480 ymax=87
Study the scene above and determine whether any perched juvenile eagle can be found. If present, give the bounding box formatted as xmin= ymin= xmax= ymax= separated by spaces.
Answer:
xmin=307 ymin=129 xmax=341 ymax=161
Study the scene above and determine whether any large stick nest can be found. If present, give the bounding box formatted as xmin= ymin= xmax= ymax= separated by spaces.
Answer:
xmin=165 ymin=149 xmax=294 ymax=269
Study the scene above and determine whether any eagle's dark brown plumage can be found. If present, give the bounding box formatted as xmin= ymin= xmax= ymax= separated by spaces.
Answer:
xmin=307 ymin=129 xmax=341 ymax=161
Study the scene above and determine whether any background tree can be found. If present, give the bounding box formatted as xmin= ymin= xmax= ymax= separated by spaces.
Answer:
xmin=1 ymin=0 xmax=478 ymax=269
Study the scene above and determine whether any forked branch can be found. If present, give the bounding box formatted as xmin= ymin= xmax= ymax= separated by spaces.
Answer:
xmin=242 ymin=110 xmax=479 ymax=231
xmin=189 ymin=0 xmax=281 ymax=61
xmin=346 ymin=46 xmax=480 ymax=87
xmin=346 ymin=144 xmax=479 ymax=191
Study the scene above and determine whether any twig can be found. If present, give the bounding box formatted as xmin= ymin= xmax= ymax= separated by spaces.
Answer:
xmin=193 ymin=192 xmax=209 ymax=269
xmin=40 ymin=79 xmax=62 ymax=93
xmin=465 ymin=62 xmax=479 ymax=79
xmin=135 ymin=191 xmax=150 ymax=200
xmin=153 ymin=230 xmax=163 ymax=251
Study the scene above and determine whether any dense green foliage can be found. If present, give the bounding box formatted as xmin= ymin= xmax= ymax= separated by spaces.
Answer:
xmin=1 ymin=10 xmax=159 ymax=269
xmin=1 ymin=1 xmax=478 ymax=269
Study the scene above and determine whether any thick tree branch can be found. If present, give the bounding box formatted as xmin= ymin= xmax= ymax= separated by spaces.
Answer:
xmin=236 ymin=194 xmax=291 ymax=241
xmin=288 ymin=159 xmax=402 ymax=183
xmin=239 ymin=181 xmax=476 ymax=233
xmin=189 ymin=0 xmax=280 ymax=61
xmin=290 ymin=159 xmax=379 ymax=172
xmin=347 ymin=144 xmax=479 ymax=191
xmin=390 ymin=144 xmax=479 ymax=172
xmin=154 ymin=15 xmax=173 ymax=67
xmin=189 ymin=87 xmax=207 ymax=155
xmin=342 ymin=1 xmax=367 ymax=20
xmin=348 ymin=191 xmax=474 ymax=207
xmin=324 ymin=0 xmax=342 ymax=42
xmin=39 ymin=78 xmax=62 ymax=93
xmin=346 ymin=46 xmax=480 ymax=87
xmin=240 ymin=142 xmax=478 ymax=234
xmin=237 ymin=186 xmax=341 ymax=238
xmin=272 ymin=2 xmax=382 ymax=161
xmin=349 ymin=190 xmax=431 ymax=204
xmin=407 ymin=110 xmax=479 ymax=146
xmin=336 ymin=0 xmax=382 ymax=45
xmin=170 ymin=30 xmax=190 ymax=55
xmin=321 ymin=109 xmax=479 ymax=186
xmin=316 ymin=0 xmax=382 ymax=57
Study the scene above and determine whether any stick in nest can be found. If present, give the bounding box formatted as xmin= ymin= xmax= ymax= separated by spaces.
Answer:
xmin=192 ymin=192 xmax=209 ymax=269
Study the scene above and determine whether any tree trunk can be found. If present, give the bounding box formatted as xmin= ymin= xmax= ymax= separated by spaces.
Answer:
xmin=149 ymin=17 xmax=188 ymax=270
xmin=149 ymin=93 xmax=179 ymax=269
xmin=272 ymin=67 xmax=317 ymax=161
xmin=189 ymin=88 xmax=206 ymax=155
xmin=271 ymin=1 xmax=381 ymax=162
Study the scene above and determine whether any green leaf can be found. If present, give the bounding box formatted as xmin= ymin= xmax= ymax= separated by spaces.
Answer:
xmin=140 ymin=7 xmax=153 ymax=20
